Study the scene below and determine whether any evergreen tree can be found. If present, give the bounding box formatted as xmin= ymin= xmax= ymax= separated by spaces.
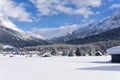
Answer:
xmin=68 ymin=50 xmax=74 ymax=56
xmin=50 ymin=48 xmax=57 ymax=56
xmin=75 ymin=48 xmax=81 ymax=56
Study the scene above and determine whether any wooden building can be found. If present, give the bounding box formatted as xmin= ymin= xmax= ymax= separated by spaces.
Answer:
xmin=107 ymin=46 xmax=120 ymax=63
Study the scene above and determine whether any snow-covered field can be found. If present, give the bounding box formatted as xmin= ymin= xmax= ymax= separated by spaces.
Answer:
xmin=0 ymin=55 xmax=120 ymax=80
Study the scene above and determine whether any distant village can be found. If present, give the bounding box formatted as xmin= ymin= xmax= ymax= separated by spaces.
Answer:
xmin=0 ymin=44 xmax=104 ymax=57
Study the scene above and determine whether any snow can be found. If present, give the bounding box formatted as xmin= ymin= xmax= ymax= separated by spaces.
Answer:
xmin=26 ymin=31 xmax=46 ymax=40
xmin=0 ymin=13 xmax=23 ymax=32
xmin=0 ymin=56 xmax=119 ymax=80
xmin=3 ymin=45 xmax=14 ymax=49
xmin=107 ymin=46 xmax=120 ymax=55
xmin=0 ymin=13 xmax=45 ymax=40
xmin=62 ymin=10 xmax=120 ymax=41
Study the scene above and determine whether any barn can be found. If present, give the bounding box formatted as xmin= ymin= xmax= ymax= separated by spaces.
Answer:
xmin=107 ymin=46 xmax=120 ymax=63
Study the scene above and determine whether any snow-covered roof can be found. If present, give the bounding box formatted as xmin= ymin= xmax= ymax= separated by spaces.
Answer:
xmin=107 ymin=46 xmax=120 ymax=55
xmin=3 ymin=45 xmax=14 ymax=49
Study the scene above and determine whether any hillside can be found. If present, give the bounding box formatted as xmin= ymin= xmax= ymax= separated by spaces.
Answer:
xmin=51 ymin=10 xmax=120 ymax=44
xmin=66 ymin=27 xmax=120 ymax=44
xmin=0 ymin=14 xmax=51 ymax=47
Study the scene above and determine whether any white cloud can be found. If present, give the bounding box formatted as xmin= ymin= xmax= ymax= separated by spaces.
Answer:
xmin=30 ymin=0 xmax=102 ymax=18
xmin=32 ymin=24 xmax=79 ymax=39
xmin=96 ymin=11 xmax=100 ymax=15
xmin=0 ymin=0 xmax=32 ymax=22
xmin=110 ymin=4 xmax=120 ymax=9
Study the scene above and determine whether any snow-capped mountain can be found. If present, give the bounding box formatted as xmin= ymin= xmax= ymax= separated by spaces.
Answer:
xmin=0 ymin=14 xmax=50 ymax=47
xmin=52 ymin=10 xmax=120 ymax=43
xmin=0 ymin=14 xmax=45 ymax=40
xmin=72 ymin=10 xmax=120 ymax=39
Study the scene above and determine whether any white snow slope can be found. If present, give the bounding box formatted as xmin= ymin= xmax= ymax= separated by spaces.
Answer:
xmin=74 ymin=10 xmax=120 ymax=35
xmin=0 ymin=14 xmax=45 ymax=40
xmin=59 ymin=10 xmax=120 ymax=41
xmin=0 ymin=56 xmax=119 ymax=80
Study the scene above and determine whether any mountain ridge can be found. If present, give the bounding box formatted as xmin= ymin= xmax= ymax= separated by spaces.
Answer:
xmin=66 ymin=26 xmax=120 ymax=44
xmin=0 ymin=14 xmax=50 ymax=47
xmin=51 ymin=10 xmax=120 ymax=44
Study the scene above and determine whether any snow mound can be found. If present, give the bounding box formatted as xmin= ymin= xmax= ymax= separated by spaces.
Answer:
xmin=3 ymin=45 xmax=14 ymax=49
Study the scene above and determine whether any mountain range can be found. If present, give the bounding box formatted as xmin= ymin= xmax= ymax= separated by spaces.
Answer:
xmin=0 ymin=10 xmax=120 ymax=47
xmin=52 ymin=10 xmax=120 ymax=44
xmin=0 ymin=14 xmax=50 ymax=47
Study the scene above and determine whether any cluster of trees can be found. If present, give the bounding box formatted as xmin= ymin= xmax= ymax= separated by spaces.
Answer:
xmin=21 ymin=40 xmax=120 ymax=57
xmin=1 ymin=40 xmax=120 ymax=57
xmin=22 ymin=44 xmax=104 ymax=56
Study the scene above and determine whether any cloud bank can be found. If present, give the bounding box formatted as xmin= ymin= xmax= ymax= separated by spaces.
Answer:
xmin=0 ymin=0 xmax=32 ymax=22
xmin=110 ymin=4 xmax=120 ymax=9
xmin=30 ymin=0 xmax=102 ymax=18
xmin=32 ymin=24 xmax=79 ymax=39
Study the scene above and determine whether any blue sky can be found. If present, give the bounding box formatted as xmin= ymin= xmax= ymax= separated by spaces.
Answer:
xmin=0 ymin=0 xmax=120 ymax=38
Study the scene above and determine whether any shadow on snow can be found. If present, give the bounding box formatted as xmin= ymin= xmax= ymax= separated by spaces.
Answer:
xmin=77 ymin=61 xmax=120 ymax=71
xmin=77 ymin=65 xmax=120 ymax=71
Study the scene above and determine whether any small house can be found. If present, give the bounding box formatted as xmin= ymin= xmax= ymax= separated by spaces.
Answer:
xmin=107 ymin=46 xmax=120 ymax=63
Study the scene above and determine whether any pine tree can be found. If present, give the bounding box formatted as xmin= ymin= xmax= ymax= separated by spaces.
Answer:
xmin=75 ymin=48 xmax=81 ymax=56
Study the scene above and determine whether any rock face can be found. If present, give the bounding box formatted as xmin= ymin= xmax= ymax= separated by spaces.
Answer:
xmin=52 ymin=10 xmax=120 ymax=44
xmin=0 ymin=14 xmax=51 ymax=47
